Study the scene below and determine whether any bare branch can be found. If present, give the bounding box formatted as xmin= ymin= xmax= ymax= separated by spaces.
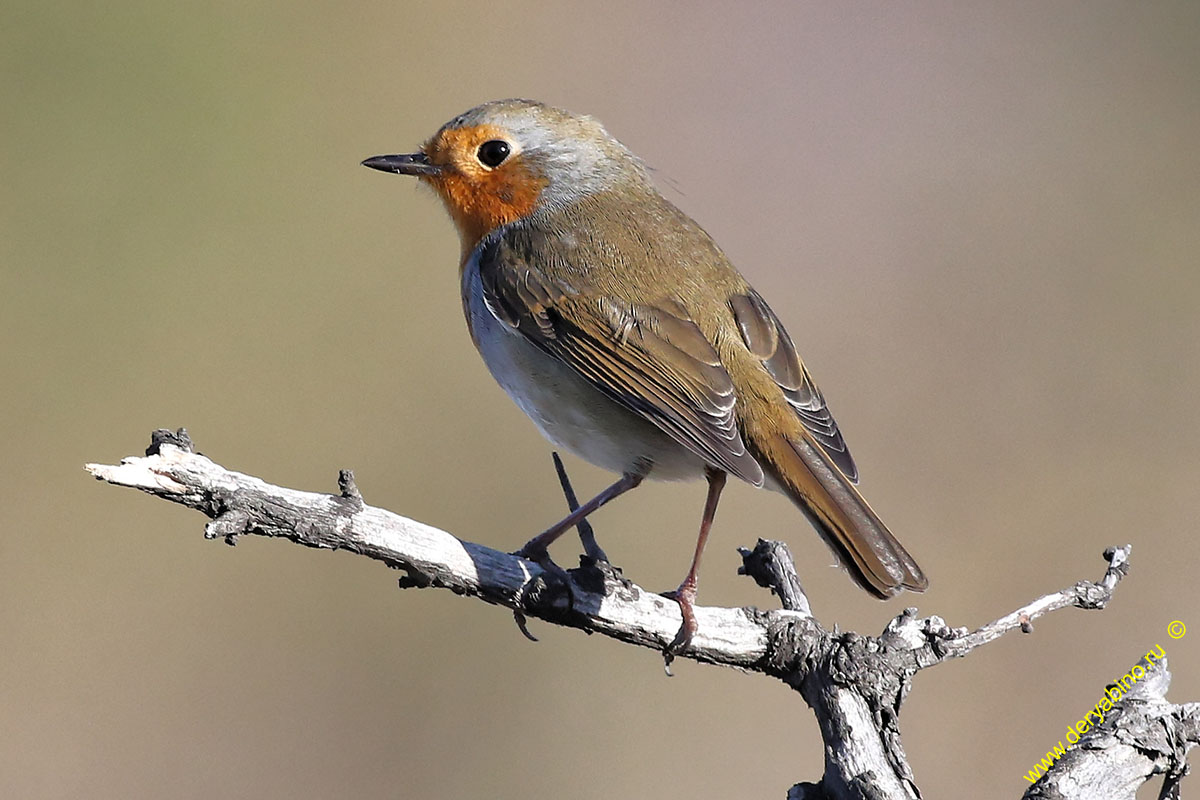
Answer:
xmin=86 ymin=432 xmax=1194 ymax=799
xmin=86 ymin=440 xmax=771 ymax=667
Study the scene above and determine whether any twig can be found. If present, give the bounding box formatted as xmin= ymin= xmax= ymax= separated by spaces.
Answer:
xmin=739 ymin=538 xmax=813 ymax=618
xmin=877 ymin=545 xmax=1133 ymax=672
xmin=927 ymin=546 xmax=1130 ymax=663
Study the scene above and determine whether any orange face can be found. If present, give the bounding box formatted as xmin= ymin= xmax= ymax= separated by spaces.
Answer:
xmin=420 ymin=124 xmax=547 ymax=254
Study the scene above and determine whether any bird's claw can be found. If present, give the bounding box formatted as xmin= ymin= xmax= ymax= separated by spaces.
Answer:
xmin=511 ymin=546 xmax=576 ymax=641
xmin=659 ymin=587 xmax=698 ymax=673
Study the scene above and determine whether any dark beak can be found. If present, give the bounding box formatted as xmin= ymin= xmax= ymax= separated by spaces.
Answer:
xmin=361 ymin=152 xmax=442 ymax=176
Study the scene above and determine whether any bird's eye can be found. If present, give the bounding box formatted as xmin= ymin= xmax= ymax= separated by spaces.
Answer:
xmin=476 ymin=140 xmax=511 ymax=168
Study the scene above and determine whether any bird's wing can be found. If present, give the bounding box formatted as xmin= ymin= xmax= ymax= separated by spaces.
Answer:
xmin=728 ymin=289 xmax=859 ymax=482
xmin=476 ymin=234 xmax=765 ymax=486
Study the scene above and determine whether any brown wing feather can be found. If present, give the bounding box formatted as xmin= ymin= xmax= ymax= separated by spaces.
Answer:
xmin=729 ymin=290 xmax=859 ymax=482
xmin=478 ymin=233 xmax=765 ymax=486
xmin=750 ymin=426 xmax=928 ymax=596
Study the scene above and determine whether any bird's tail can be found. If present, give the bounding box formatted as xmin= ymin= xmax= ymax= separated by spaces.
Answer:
xmin=751 ymin=429 xmax=927 ymax=598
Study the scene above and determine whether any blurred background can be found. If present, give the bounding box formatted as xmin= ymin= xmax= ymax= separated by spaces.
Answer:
xmin=3 ymin=1 xmax=1198 ymax=797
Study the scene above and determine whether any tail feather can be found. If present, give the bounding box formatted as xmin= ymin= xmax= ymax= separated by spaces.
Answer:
xmin=752 ymin=430 xmax=927 ymax=598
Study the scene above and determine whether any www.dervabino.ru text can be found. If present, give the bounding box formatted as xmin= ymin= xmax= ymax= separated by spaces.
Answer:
xmin=1024 ymin=644 xmax=1167 ymax=784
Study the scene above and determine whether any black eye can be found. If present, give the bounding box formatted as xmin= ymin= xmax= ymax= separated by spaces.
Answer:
xmin=477 ymin=139 xmax=511 ymax=168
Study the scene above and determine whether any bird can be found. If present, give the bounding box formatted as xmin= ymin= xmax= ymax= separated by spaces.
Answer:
xmin=363 ymin=99 xmax=927 ymax=652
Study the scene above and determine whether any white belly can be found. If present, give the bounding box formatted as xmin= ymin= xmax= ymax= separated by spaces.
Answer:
xmin=462 ymin=254 xmax=707 ymax=481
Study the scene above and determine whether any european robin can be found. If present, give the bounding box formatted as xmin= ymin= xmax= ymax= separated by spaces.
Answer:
xmin=364 ymin=99 xmax=927 ymax=651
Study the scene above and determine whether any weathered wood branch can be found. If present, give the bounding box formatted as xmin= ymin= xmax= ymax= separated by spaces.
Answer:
xmin=86 ymin=430 xmax=1197 ymax=799
xmin=1022 ymin=656 xmax=1200 ymax=800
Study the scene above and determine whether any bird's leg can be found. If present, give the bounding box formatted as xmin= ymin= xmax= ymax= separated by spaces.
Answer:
xmin=663 ymin=468 xmax=727 ymax=656
xmin=551 ymin=452 xmax=609 ymax=564
xmin=548 ymin=452 xmax=636 ymax=603
xmin=516 ymin=469 xmax=644 ymax=563
xmin=512 ymin=465 xmax=646 ymax=641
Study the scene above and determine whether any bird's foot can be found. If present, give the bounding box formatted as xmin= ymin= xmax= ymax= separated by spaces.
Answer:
xmin=511 ymin=544 xmax=576 ymax=641
xmin=659 ymin=584 xmax=698 ymax=672
xmin=572 ymin=553 xmax=634 ymax=598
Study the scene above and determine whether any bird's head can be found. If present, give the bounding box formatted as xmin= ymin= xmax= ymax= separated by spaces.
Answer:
xmin=363 ymin=99 xmax=647 ymax=253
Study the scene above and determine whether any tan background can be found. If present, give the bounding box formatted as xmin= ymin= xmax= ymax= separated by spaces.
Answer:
xmin=3 ymin=1 xmax=1199 ymax=797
